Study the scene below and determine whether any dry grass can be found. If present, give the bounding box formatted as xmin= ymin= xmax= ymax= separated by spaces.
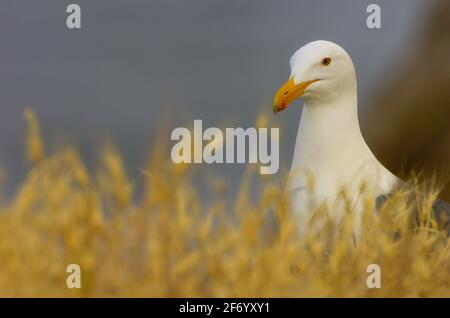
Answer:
xmin=0 ymin=109 xmax=449 ymax=297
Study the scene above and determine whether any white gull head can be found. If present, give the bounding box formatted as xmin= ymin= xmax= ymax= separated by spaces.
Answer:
xmin=290 ymin=41 xmax=356 ymax=104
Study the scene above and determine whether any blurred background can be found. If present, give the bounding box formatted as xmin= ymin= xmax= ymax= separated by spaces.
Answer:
xmin=363 ymin=0 xmax=450 ymax=200
xmin=0 ymin=0 xmax=448 ymax=200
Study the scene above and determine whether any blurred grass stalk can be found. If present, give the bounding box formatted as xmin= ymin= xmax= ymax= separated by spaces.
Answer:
xmin=0 ymin=109 xmax=448 ymax=297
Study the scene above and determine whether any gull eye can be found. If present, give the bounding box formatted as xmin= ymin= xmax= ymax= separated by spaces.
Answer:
xmin=321 ymin=57 xmax=332 ymax=66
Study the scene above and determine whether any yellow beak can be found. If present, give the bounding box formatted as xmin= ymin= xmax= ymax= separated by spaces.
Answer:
xmin=273 ymin=78 xmax=319 ymax=113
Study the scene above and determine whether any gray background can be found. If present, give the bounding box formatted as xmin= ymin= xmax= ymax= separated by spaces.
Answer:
xmin=0 ymin=0 xmax=435 ymax=195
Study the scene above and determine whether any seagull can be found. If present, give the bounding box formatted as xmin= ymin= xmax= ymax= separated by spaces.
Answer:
xmin=273 ymin=40 xmax=450 ymax=233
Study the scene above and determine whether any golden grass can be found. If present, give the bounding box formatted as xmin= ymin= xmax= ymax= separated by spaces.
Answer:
xmin=0 ymin=109 xmax=449 ymax=297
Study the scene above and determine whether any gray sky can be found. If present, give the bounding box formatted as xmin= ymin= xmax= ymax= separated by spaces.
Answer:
xmin=0 ymin=0 xmax=435 ymax=194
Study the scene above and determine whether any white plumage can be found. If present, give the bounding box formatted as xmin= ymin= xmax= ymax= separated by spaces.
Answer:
xmin=273 ymin=40 xmax=399 ymax=233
